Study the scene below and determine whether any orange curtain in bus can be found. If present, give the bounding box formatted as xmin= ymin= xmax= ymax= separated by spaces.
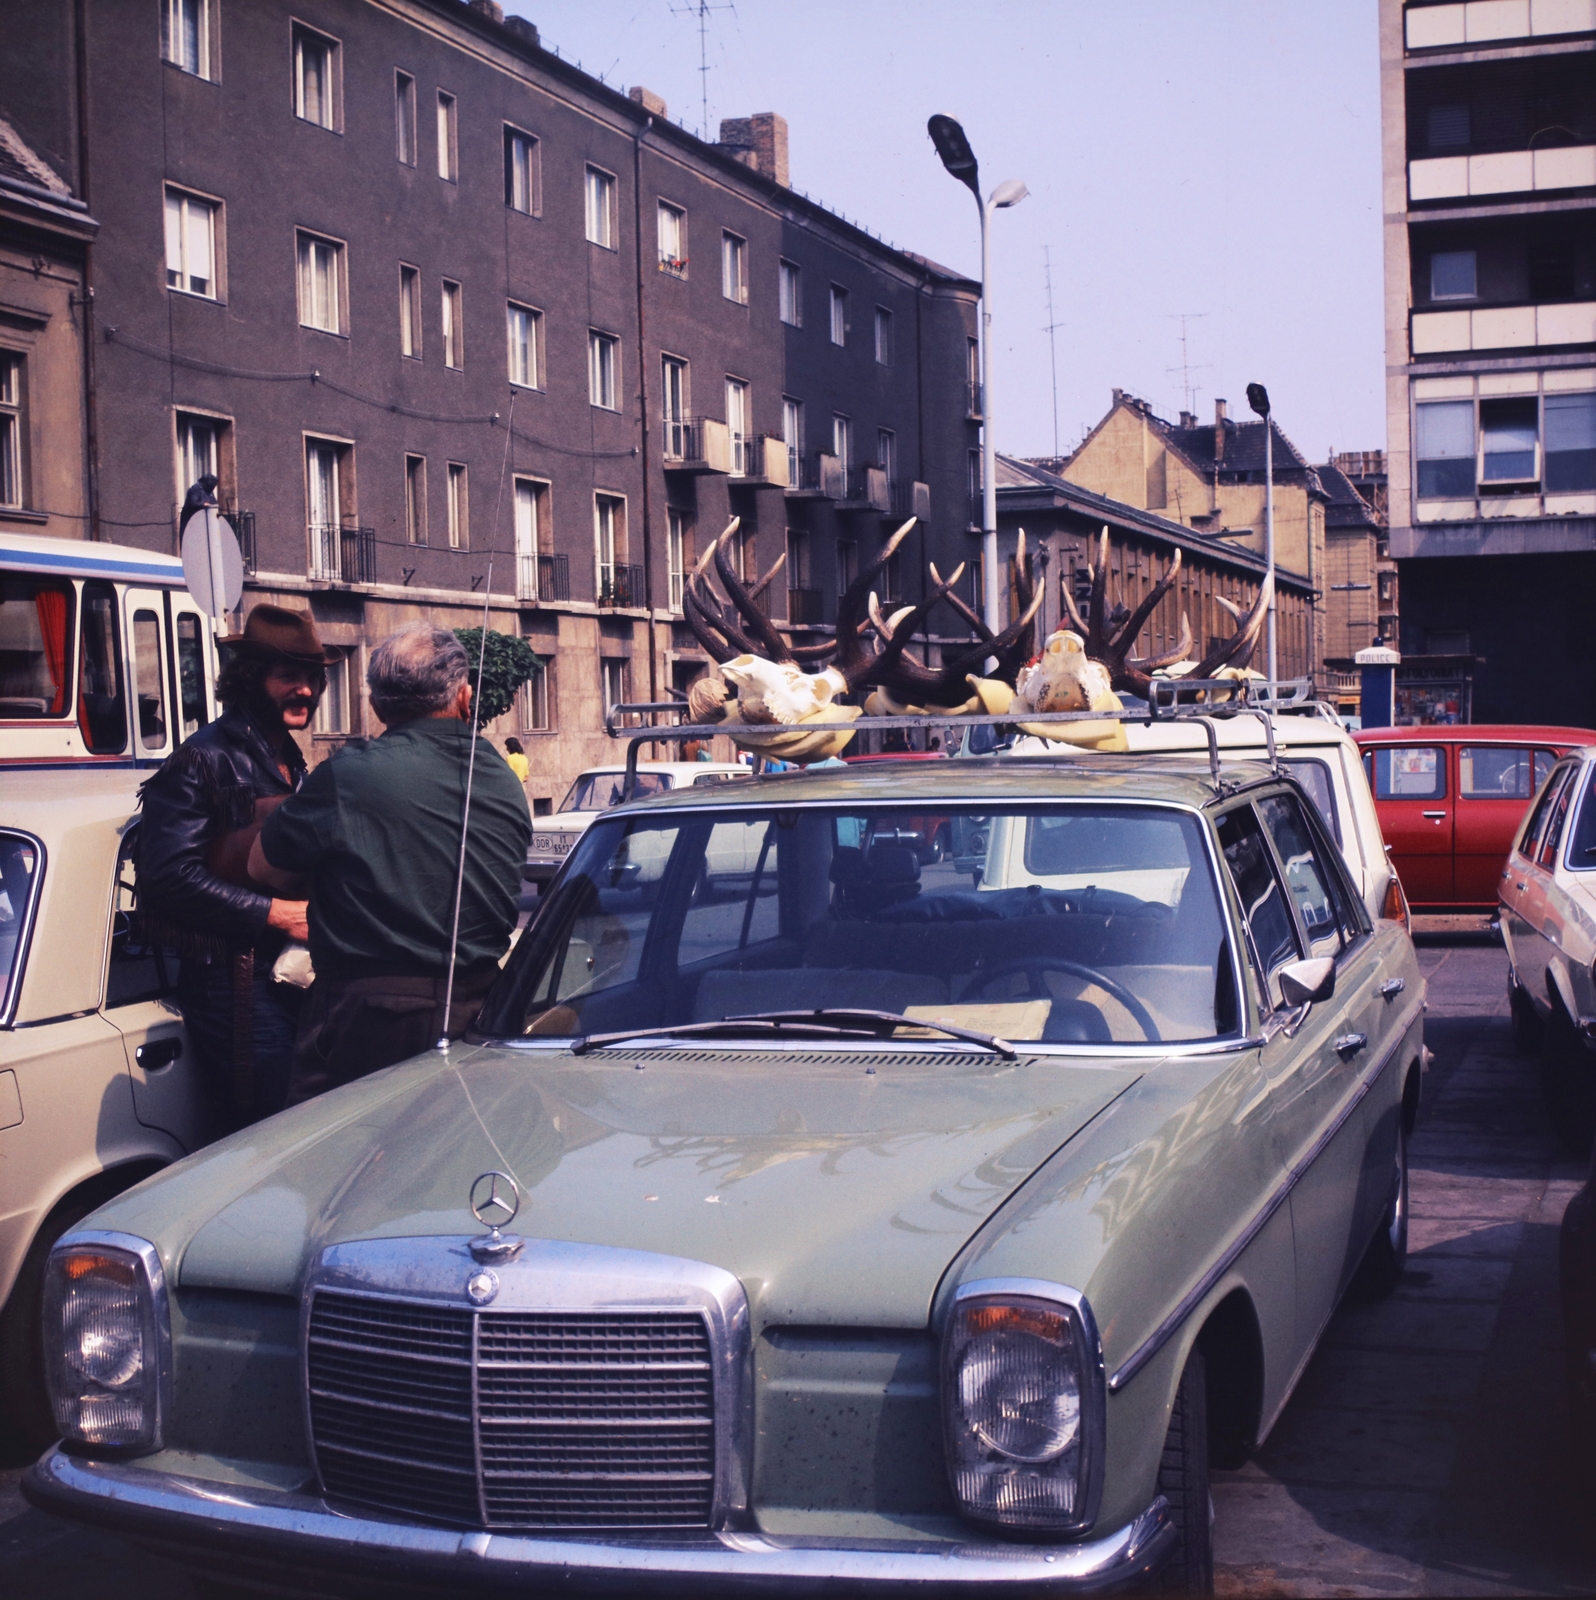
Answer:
xmin=34 ymin=585 xmax=68 ymax=716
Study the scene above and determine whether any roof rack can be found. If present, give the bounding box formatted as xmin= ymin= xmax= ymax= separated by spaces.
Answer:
xmin=605 ymin=677 xmax=1322 ymax=797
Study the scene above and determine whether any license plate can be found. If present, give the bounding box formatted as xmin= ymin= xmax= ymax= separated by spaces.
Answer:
xmin=532 ymin=833 xmax=574 ymax=855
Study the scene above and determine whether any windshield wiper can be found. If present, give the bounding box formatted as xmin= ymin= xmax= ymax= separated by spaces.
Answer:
xmin=570 ymin=1009 xmax=1014 ymax=1059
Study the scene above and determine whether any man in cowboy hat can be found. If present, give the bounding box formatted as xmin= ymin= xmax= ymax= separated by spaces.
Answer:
xmin=138 ymin=603 xmax=337 ymax=1129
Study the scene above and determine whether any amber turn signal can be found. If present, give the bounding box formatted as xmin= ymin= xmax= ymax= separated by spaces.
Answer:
xmin=1381 ymin=872 xmax=1411 ymax=935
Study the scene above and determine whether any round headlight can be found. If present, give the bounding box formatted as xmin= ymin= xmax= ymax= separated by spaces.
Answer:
xmin=956 ymin=1324 xmax=1081 ymax=1462
xmin=62 ymin=1273 xmax=146 ymax=1388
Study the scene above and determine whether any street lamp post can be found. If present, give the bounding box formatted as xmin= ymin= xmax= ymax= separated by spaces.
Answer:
xmin=1246 ymin=382 xmax=1276 ymax=685
xmin=928 ymin=115 xmax=1027 ymax=638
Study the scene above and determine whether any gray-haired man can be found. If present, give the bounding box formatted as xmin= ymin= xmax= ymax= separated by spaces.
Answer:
xmin=251 ymin=626 xmax=530 ymax=1103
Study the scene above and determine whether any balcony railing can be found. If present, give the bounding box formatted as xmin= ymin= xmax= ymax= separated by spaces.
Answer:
xmin=661 ymin=417 xmax=732 ymax=473
xmin=516 ymin=551 xmax=569 ymax=603
xmin=841 ymin=465 xmax=890 ymax=512
xmin=1412 ymin=300 xmax=1596 ymax=356
xmin=658 ymin=254 xmax=689 ymax=280
xmin=308 ymin=523 xmax=375 ymax=585
xmin=738 ymin=435 xmax=790 ymax=488
xmin=223 ymin=510 xmax=256 ymax=574
xmin=784 ymin=451 xmax=844 ymax=498
xmin=1408 ymin=144 xmax=1596 ymax=203
xmin=786 ymin=586 xmax=826 ymax=626
xmin=888 ymin=479 xmax=933 ymax=520
xmin=598 ymin=563 xmax=644 ymax=608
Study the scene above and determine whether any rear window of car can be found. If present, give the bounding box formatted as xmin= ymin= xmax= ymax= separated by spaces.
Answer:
xmin=1458 ymin=746 xmax=1557 ymax=799
xmin=560 ymin=772 xmax=672 ymax=811
xmin=1365 ymin=745 xmax=1446 ymax=801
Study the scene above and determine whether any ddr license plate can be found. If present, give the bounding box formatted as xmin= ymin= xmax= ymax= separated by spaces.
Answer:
xmin=532 ymin=833 xmax=574 ymax=855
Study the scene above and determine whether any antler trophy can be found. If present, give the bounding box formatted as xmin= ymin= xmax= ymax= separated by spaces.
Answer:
xmin=680 ymin=518 xmax=1273 ymax=759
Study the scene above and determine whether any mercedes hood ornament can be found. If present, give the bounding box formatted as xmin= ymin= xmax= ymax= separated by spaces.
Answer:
xmin=468 ymin=1170 xmax=525 ymax=1263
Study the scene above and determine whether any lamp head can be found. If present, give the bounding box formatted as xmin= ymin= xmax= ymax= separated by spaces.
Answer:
xmin=990 ymin=179 xmax=1029 ymax=208
xmin=928 ymin=114 xmax=980 ymax=198
xmin=1246 ymin=383 xmax=1271 ymax=418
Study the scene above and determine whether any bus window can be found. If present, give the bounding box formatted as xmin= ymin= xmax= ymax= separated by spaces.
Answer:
xmin=79 ymin=581 xmax=127 ymax=753
xmin=0 ymin=574 xmax=74 ymax=718
xmin=131 ymin=608 xmax=169 ymax=750
xmin=173 ymin=612 xmax=208 ymax=738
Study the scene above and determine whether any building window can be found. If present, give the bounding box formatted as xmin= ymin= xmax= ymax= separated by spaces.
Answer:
xmin=968 ymin=336 xmax=981 ymax=414
xmin=436 ymin=91 xmax=457 ymax=181
xmin=507 ymin=302 xmax=541 ymax=388
xmin=836 ymin=537 xmax=857 ymax=598
xmin=395 ymin=71 xmax=416 ymax=164
xmin=405 ymin=454 xmax=427 ymax=545
xmin=505 ymin=127 xmax=539 ymax=214
xmin=832 ymin=414 xmax=852 ymax=470
xmin=1427 ymin=103 xmax=1469 ymax=151
xmin=441 ymin=279 xmax=462 ymax=368
xmin=513 ymin=477 xmax=551 ymax=600
xmin=1547 ymin=392 xmax=1596 ymax=493
xmin=1378 ymin=571 xmax=1396 ymax=604
xmin=1480 ymin=397 xmax=1538 ymax=486
xmin=585 ymin=166 xmax=615 ymax=248
xmin=292 ymin=24 xmax=339 ymax=130
xmin=829 ymin=285 xmax=848 ymax=346
xmin=782 ymin=397 xmax=803 ymax=484
xmin=1430 ymin=250 xmax=1476 ymax=301
xmin=305 ymin=437 xmax=351 ymax=580
xmin=658 ymin=201 xmax=687 ymax=276
xmin=594 ymin=493 xmax=625 ymax=599
xmin=296 ymin=231 xmax=344 ymax=333
xmin=667 ymin=506 xmax=689 ymax=611
xmin=520 ymin=655 xmax=550 ymax=730
xmin=164 ymin=188 xmax=218 ymax=298
xmin=161 ymin=0 xmax=212 ymax=79
xmin=726 ymin=378 xmax=750 ymax=476
xmin=313 ymin=651 xmax=352 ymax=735
xmin=877 ymin=427 xmax=896 ymax=489
xmin=721 ymin=232 xmax=747 ymax=304
xmin=175 ymin=412 xmax=223 ymax=504
xmin=589 ymin=331 xmax=619 ymax=410
xmin=661 ymin=356 xmax=689 ymax=457
xmin=399 ymin=264 xmax=421 ymax=357
xmin=601 ymin=656 xmax=629 ymax=715
xmin=1415 ymin=400 xmax=1475 ymax=499
xmin=779 ymin=259 xmax=801 ymax=327
xmin=447 ymin=462 xmax=468 ymax=549
xmin=874 ymin=306 xmax=894 ymax=365
xmin=0 ymin=355 xmax=24 ymax=508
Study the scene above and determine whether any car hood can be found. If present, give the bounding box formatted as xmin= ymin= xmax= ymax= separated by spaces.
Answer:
xmin=172 ymin=1045 xmax=1141 ymax=1327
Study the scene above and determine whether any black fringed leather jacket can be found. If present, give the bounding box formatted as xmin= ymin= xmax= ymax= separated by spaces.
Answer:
xmin=137 ymin=708 xmax=306 ymax=960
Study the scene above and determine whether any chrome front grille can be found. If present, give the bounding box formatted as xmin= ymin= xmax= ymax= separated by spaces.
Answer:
xmin=307 ymin=1290 xmax=717 ymax=1529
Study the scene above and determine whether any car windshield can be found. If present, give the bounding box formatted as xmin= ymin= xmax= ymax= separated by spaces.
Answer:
xmin=559 ymin=772 xmax=672 ymax=813
xmin=480 ymin=801 xmax=1238 ymax=1047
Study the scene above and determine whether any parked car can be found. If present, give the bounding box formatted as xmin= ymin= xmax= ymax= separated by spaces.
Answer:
xmin=28 ymin=752 xmax=1424 ymax=1595
xmin=524 ymin=760 xmax=747 ymax=888
xmin=0 ymin=772 xmax=208 ymax=1451
xmin=1356 ymin=725 xmax=1596 ymax=912
xmin=1498 ymin=744 xmax=1596 ymax=1150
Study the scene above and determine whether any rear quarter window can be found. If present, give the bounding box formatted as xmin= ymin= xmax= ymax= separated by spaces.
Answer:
xmin=1365 ymin=745 xmax=1447 ymax=801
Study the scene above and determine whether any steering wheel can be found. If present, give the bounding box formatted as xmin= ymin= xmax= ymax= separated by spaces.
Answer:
xmin=963 ymin=958 xmax=1162 ymax=1042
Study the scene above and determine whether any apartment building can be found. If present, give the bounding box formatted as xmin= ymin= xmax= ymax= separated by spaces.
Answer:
xmin=1381 ymin=0 xmax=1596 ymax=724
xmin=0 ymin=0 xmax=978 ymax=802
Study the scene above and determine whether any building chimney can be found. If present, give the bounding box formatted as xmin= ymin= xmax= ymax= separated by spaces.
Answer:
xmin=503 ymin=15 xmax=538 ymax=46
xmin=629 ymin=85 xmax=667 ymax=117
xmin=717 ymin=113 xmax=789 ymax=187
xmin=466 ymin=0 xmax=504 ymax=22
xmin=1213 ymin=397 xmax=1227 ymax=466
xmin=1179 ymin=410 xmax=1196 ymax=428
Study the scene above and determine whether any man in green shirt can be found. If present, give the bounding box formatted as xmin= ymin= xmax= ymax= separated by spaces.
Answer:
xmin=252 ymin=625 xmax=530 ymax=1102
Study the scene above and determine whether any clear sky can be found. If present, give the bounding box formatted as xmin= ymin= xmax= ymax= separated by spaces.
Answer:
xmin=508 ymin=0 xmax=1386 ymax=465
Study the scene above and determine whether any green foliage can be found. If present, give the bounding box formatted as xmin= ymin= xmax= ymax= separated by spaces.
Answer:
xmin=453 ymin=627 xmax=539 ymax=728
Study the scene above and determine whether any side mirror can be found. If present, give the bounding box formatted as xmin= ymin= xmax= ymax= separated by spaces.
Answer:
xmin=1278 ymin=956 xmax=1335 ymax=1007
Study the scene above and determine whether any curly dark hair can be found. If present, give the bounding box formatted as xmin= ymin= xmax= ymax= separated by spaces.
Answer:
xmin=216 ymin=647 xmax=327 ymax=712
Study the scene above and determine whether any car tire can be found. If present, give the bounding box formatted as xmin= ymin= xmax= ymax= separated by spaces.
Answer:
xmin=1354 ymin=1125 xmax=1410 ymax=1298
xmin=0 ymin=1192 xmax=101 ymax=1461
xmin=1509 ymin=979 xmax=1542 ymax=1054
xmin=1156 ymin=1347 xmax=1214 ymax=1595
xmin=1541 ymin=997 xmax=1596 ymax=1160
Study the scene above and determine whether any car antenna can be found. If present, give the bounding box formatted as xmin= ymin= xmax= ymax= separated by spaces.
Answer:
xmin=438 ymin=388 xmax=518 ymax=1052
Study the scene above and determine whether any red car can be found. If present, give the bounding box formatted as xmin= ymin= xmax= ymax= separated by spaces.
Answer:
xmin=1355 ymin=725 xmax=1596 ymax=911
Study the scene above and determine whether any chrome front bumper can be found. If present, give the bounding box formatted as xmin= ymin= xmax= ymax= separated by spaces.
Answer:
xmin=28 ymin=1448 xmax=1175 ymax=1594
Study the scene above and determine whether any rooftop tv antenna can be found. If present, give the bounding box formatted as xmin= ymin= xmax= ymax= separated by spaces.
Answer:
xmin=670 ymin=0 xmax=736 ymax=142
xmin=1163 ymin=312 xmax=1211 ymax=416
xmin=1042 ymin=245 xmax=1064 ymax=459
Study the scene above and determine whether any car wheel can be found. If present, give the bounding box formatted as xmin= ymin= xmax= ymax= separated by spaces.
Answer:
xmin=1542 ymin=997 xmax=1596 ymax=1160
xmin=1354 ymin=1125 xmax=1409 ymax=1298
xmin=1156 ymin=1347 xmax=1214 ymax=1595
xmin=1509 ymin=978 xmax=1542 ymax=1054
xmin=0 ymin=1192 xmax=100 ymax=1461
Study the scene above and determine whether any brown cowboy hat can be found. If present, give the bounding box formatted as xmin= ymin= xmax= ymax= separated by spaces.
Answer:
xmin=221 ymin=603 xmax=338 ymax=665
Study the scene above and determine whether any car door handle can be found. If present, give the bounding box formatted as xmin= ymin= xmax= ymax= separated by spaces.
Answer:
xmin=1515 ymin=881 xmax=1527 ymax=891
xmin=1380 ymin=978 xmax=1405 ymax=999
xmin=1421 ymin=811 xmax=1447 ymax=821
xmin=1334 ymin=1032 xmax=1368 ymax=1057
xmin=135 ymin=1037 xmax=183 ymax=1071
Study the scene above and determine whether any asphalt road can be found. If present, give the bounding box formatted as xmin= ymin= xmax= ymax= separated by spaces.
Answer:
xmin=3 ymin=930 xmax=1591 ymax=1597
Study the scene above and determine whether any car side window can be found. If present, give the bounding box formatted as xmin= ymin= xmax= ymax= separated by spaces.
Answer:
xmin=1519 ymin=765 xmax=1572 ymax=862
xmin=1258 ymin=792 xmax=1349 ymax=959
xmin=1216 ymin=804 xmax=1301 ymax=1010
xmin=1566 ymin=769 xmax=1596 ymax=871
xmin=1538 ymin=772 xmax=1577 ymax=870
xmin=0 ymin=831 xmax=41 ymax=1020
xmin=1281 ymin=756 xmax=1340 ymax=845
xmin=1365 ymin=745 xmax=1447 ymax=801
xmin=105 ymin=825 xmax=180 ymax=1008
xmin=1459 ymin=746 xmax=1538 ymax=799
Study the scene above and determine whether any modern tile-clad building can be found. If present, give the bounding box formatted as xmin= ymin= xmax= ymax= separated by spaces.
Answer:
xmin=0 ymin=0 xmax=978 ymax=802
xmin=1380 ymin=0 xmax=1596 ymax=724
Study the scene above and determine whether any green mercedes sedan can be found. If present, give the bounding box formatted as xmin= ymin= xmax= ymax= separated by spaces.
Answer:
xmin=25 ymin=756 xmax=1423 ymax=1596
